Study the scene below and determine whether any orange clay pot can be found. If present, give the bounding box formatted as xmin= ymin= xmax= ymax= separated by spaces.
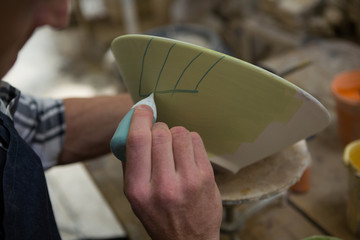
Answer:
xmin=331 ymin=70 xmax=360 ymax=145
xmin=290 ymin=167 xmax=311 ymax=193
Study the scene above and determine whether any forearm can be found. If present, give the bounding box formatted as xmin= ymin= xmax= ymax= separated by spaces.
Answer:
xmin=58 ymin=94 xmax=133 ymax=165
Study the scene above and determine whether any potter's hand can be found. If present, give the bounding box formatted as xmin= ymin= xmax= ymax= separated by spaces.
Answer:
xmin=123 ymin=105 xmax=222 ymax=240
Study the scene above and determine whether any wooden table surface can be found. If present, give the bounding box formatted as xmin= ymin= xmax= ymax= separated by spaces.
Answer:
xmin=84 ymin=39 xmax=360 ymax=240
xmin=84 ymin=144 xmax=309 ymax=240
xmin=261 ymin=39 xmax=360 ymax=240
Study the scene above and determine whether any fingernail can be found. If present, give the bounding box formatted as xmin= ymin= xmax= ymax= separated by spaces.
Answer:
xmin=134 ymin=104 xmax=152 ymax=111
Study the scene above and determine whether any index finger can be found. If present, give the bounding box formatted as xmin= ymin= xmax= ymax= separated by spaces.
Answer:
xmin=125 ymin=105 xmax=154 ymax=185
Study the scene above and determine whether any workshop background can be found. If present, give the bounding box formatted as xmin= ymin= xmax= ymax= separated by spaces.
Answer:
xmin=4 ymin=0 xmax=360 ymax=240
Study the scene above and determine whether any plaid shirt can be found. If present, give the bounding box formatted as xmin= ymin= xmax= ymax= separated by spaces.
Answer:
xmin=0 ymin=81 xmax=65 ymax=170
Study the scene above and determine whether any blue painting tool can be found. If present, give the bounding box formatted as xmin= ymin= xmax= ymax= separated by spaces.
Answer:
xmin=110 ymin=93 xmax=157 ymax=161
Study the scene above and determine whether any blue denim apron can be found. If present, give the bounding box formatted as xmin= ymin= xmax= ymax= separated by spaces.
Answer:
xmin=0 ymin=111 xmax=61 ymax=239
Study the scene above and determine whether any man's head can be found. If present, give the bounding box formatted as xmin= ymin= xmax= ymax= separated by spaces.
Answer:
xmin=0 ymin=0 xmax=69 ymax=79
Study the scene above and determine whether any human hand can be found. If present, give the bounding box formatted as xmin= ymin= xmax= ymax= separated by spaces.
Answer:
xmin=123 ymin=105 xmax=222 ymax=240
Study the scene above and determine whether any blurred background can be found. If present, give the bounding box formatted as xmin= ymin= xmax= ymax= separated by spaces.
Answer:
xmin=3 ymin=0 xmax=360 ymax=240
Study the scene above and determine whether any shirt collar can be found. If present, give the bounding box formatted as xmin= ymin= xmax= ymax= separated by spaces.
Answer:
xmin=0 ymin=81 xmax=21 ymax=119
